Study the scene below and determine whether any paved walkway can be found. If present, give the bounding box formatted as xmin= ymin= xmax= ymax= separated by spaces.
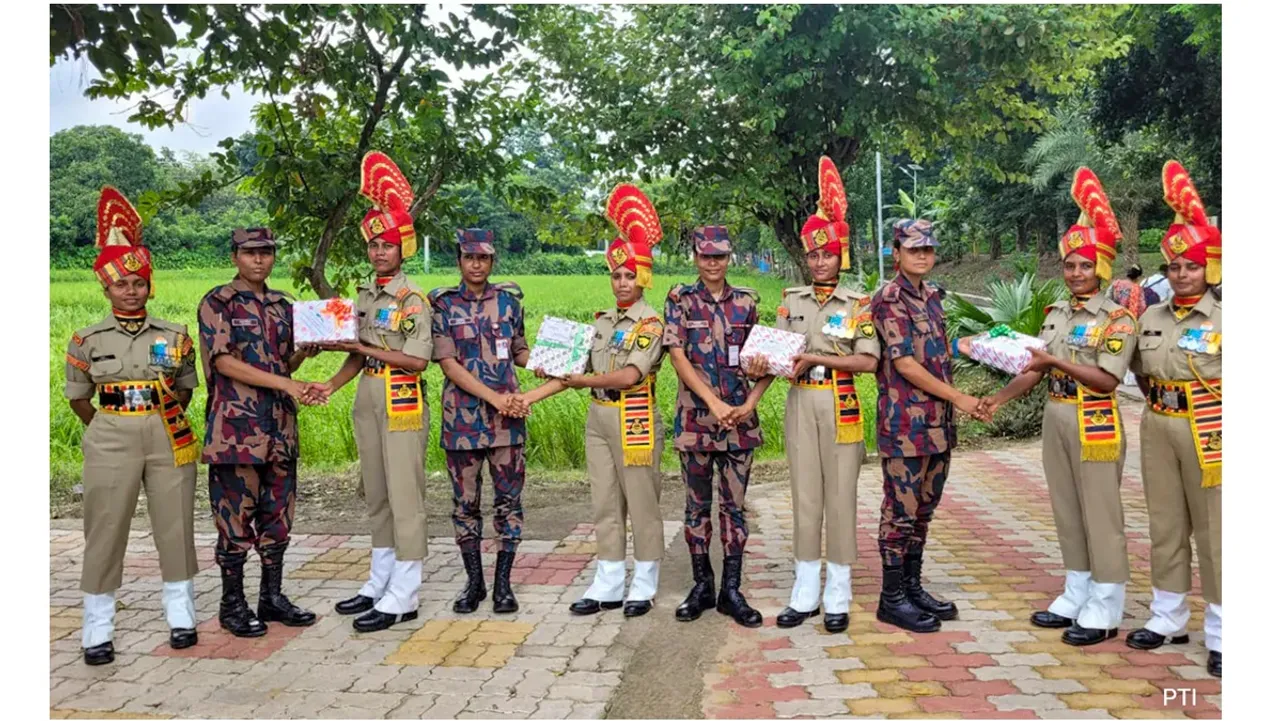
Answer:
xmin=50 ymin=402 xmax=1221 ymax=719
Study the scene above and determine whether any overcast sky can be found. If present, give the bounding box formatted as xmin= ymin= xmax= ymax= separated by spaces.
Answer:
xmin=50 ymin=55 xmax=258 ymax=156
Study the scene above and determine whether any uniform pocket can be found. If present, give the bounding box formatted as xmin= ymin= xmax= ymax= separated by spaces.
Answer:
xmin=1138 ymin=334 xmax=1165 ymax=351
xmin=88 ymin=357 xmax=123 ymax=377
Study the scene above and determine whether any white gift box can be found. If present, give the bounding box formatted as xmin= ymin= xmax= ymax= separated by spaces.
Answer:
xmin=527 ymin=315 xmax=595 ymax=377
xmin=293 ymin=298 xmax=357 ymax=344
xmin=740 ymin=325 xmax=807 ymax=378
xmin=968 ymin=329 xmax=1047 ymax=375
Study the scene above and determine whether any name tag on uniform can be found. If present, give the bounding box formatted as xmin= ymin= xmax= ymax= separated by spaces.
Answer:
xmin=232 ymin=318 xmax=258 ymax=327
xmin=449 ymin=317 xmax=472 ymax=326
xmin=686 ymin=320 xmax=709 ymax=329
xmin=728 ymin=345 xmax=740 ymax=367
xmin=496 ymin=338 xmax=511 ymax=360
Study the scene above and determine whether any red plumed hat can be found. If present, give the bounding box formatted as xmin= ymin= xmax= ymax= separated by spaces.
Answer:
xmin=93 ymin=186 xmax=152 ymax=295
xmin=1059 ymin=167 xmax=1122 ymax=282
xmin=604 ymin=184 xmax=663 ymax=288
xmin=359 ymin=151 xmax=417 ymax=258
xmin=1161 ymin=160 xmax=1220 ymax=285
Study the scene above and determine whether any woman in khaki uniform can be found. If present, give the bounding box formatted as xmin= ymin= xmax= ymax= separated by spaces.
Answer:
xmin=977 ymin=168 xmax=1135 ymax=647
xmin=1125 ymin=161 xmax=1222 ymax=679
xmin=64 ymin=187 xmax=201 ymax=665
xmin=321 ymin=152 xmax=434 ymax=633
xmin=746 ymin=158 xmax=877 ymax=633
xmin=527 ymin=184 xmax=667 ymax=618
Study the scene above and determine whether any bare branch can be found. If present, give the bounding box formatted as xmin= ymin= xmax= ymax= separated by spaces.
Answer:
xmin=354 ymin=8 xmax=386 ymax=76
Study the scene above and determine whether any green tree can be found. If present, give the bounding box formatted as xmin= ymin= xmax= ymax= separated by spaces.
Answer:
xmin=1024 ymin=105 xmax=1195 ymax=271
xmin=1092 ymin=5 xmax=1220 ymax=208
xmin=53 ymin=4 xmax=538 ymax=297
xmin=522 ymin=4 xmax=1128 ymax=280
xmin=49 ymin=125 xmax=161 ymax=253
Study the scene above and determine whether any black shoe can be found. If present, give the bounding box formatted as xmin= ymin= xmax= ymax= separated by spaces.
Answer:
xmin=83 ymin=641 xmax=114 ymax=666
xmin=217 ymin=554 xmax=268 ymax=638
xmin=877 ymin=565 xmax=941 ymax=633
xmin=624 ymin=601 xmax=653 ymax=618
xmin=335 ymin=594 xmax=376 ymax=616
xmin=824 ymin=613 xmax=850 ymax=633
xmin=493 ymin=550 xmax=519 ymax=614
xmin=169 ymin=628 xmax=198 ymax=650
xmin=257 ymin=545 xmax=317 ymax=627
xmin=1031 ymin=610 xmax=1075 ymax=629
xmin=675 ymin=554 xmax=716 ymax=622
xmin=1125 ymin=627 xmax=1190 ymax=650
xmin=353 ymin=609 xmax=419 ymax=633
xmin=453 ymin=548 xmax=487 ymax=614
xmin=1062 ymin=624 xmax=1119 ymax=646
xmin=715 ymin=555 xmax=763 ymax=628
xmin=777 ymin=607 xmax=821 ymax=628
xmin=569 ymin=598 xmax=623 ymax=615
xmin=1208 ymin=650 xmax=1221 ymax=678
xmin=904 ymin=552 xmax=958 ymax=621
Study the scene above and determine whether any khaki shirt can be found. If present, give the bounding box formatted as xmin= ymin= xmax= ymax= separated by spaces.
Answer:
xmin=774 ymin=286 xmax=882 ymax=375
xmin=1040 ymin=293 xmax=1137 ymax=384
xmin=1131 ymin=293 xmax=1222 ymax=382
xmin=65 ymin=314 xmax=199 ymax=399
xmin=356 ymin=271 xmax=434 ymax=362
xmin=585 ymin=298 xmax=665 ymax=402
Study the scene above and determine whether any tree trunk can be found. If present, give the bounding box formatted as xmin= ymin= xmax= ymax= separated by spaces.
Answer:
xmin=771 ymin=213 xmax=811 ymax=284
xmin=1119 ymin=209 xmax=1141 ymax=273
xmin=989 ymin=233 xmax=1003 ymax=261
xmin=1015 ymin=219 xmax=1029 ymax=253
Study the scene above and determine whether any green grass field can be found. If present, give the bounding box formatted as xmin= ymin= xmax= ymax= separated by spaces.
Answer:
xmin=50 ymin=269 xmax=879 ymax=493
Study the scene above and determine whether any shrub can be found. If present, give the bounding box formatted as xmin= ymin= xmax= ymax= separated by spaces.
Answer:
xmin=954 ymin=367 xmax=1048 ymax=442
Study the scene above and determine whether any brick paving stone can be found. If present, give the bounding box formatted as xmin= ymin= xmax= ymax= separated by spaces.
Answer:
xmin=990 ymin=693 xmax=1070 ymax=712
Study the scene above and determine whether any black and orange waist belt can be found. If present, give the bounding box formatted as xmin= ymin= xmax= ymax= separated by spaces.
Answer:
xmin=362 ymin=359 xmax=424 ymax=432
xmin=591 ymin=374 xmax=657 ymax=466
xmin=96 ymin=380 xmax=198 ymax=466
xmin=1044 ymin=370 xmax=1121 ymax=463
xmin=790 ymin=366 xmax=862 ymax=445
xmin=1148 ymin=377 xmax=1222 ymax=488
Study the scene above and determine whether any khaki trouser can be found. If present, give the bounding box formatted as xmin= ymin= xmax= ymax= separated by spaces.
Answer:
xmin=584 ymin=401 xmax=665 ymax=562
xmin=785 ymin=385 xmax=862 ymax=565
xmin=1041 ymin=399 xmax=1129 ymax=583
xmin=354 ymin=373 xmax=430 ymax=561
xmin=1140 ymin=409 xmax=1221 ymax=604
xmin=81 ymin=413 xmax=198 ymax=594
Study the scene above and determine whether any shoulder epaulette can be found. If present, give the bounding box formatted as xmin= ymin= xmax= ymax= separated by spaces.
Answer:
xmin=783 ymin=286 xmax=807 ymax=295
xmin=210 ymin=284 xmax=237 ymax=304
xmin=594 ymin=310 xmax=607 ymax=320
xmin=1107 ymin=306 xmax=1135 ymax=322
xmin=667 ymin=283 xmax=691 ymax=302
xmin=493 ymin=281 xmax=523 ymax=300
xmin=733 ymin=286 xmax=760 ymax=301
xmin=76 ymin=318 xmax=117 ymax=339
xmin=70 ymin=332 xmax=84 ymax=346
xmin=395 ymin=286 xmax=426 ymax=304
xmin=428 ymin=286 xmax=458 ymax=303
xmin=856 ymin=294 xmax=871 ymax=307
xmin=265 ymin=288 xmax=294 ymax=303
xmin=881 ymin=283 xmax=901 ymax=302
xmin=149 ymin=317 xmax=187 ymax=334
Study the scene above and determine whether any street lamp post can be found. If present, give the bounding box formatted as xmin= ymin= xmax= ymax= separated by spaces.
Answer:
xmin=900 ymin=163 xmax=923 ymax=203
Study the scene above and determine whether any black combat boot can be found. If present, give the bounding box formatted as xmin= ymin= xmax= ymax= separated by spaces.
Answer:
xmin=218 ymin=554 xmax=267 ymax=638
xmin=675 ymin=554 xmax=716 ymax=622
xmin=877 ymin=564 xmax=941 ymax=633
xmin=1208 ymin=650 xmax=1221 ymax=678
xmin=452 ymin=547 xmax=487 ymax=614
xmin=256 ymin=544 xmax=317 ymax=627
xmin=716 ymin=555 xmax=763 ymax=628
xmin=83 ymin=641 xmax=114 ymax=666
xmin=493 ymin=550 xmax=519 ymax=614
xmin=1125 ymin=628 xmax=1189 ymax=650
xmin=903 ymin=552 xmax=958 ymax=621
xmin=1031 ymin=610 xmax=1075 ymax=628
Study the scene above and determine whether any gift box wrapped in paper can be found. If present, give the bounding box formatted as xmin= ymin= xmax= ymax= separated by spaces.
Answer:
xmin=293 ymin=298 xmax=357 ymax=345
xmin=527 ymin=315 xmax=595 ymax=377
xmin=740 ymin=325 xmax=807 ymax=378
xmin=968 ymin=324 xmax=1047 ymax=375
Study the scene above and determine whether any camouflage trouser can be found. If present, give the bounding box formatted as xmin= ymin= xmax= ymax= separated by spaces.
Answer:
xmin=209 ymin=461 xmax=296 ymax=566
xmin=878 ymin=452 xmax=951 ymax=567
xmin=447 ymin=446 xmax=526 ymax=553
xmin=681 ymin=449 xmax=754 ymax=556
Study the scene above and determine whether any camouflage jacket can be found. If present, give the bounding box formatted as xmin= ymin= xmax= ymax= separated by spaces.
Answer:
xmin=870 ymin=273 xmax=955 ymax=457
xmin=429 ymin=280 xmax=529 ymax=450
xmin=198 ymin=277 xmax=298 ymax=464
xmin=662 ymin=279 xmax=764 ymax=452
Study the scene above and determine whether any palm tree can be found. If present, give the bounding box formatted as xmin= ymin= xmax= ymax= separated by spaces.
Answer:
xmin=1024 ymin=105 xmax=1173 ymax=271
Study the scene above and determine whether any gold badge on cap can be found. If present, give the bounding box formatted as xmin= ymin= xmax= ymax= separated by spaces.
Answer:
xmin=123 ymin=253 xmax=142 ymax=272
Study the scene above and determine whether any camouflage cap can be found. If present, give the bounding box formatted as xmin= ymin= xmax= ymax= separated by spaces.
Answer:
xmin=893 ymin=219 xmax=938 ymax=249
xmin=456 ymin=228 xmax=496 ymax=255
xmin=692 ymin=225 xmax=732 ymax=255
xmin=232 ymin=227 xmax=276 ymax=250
